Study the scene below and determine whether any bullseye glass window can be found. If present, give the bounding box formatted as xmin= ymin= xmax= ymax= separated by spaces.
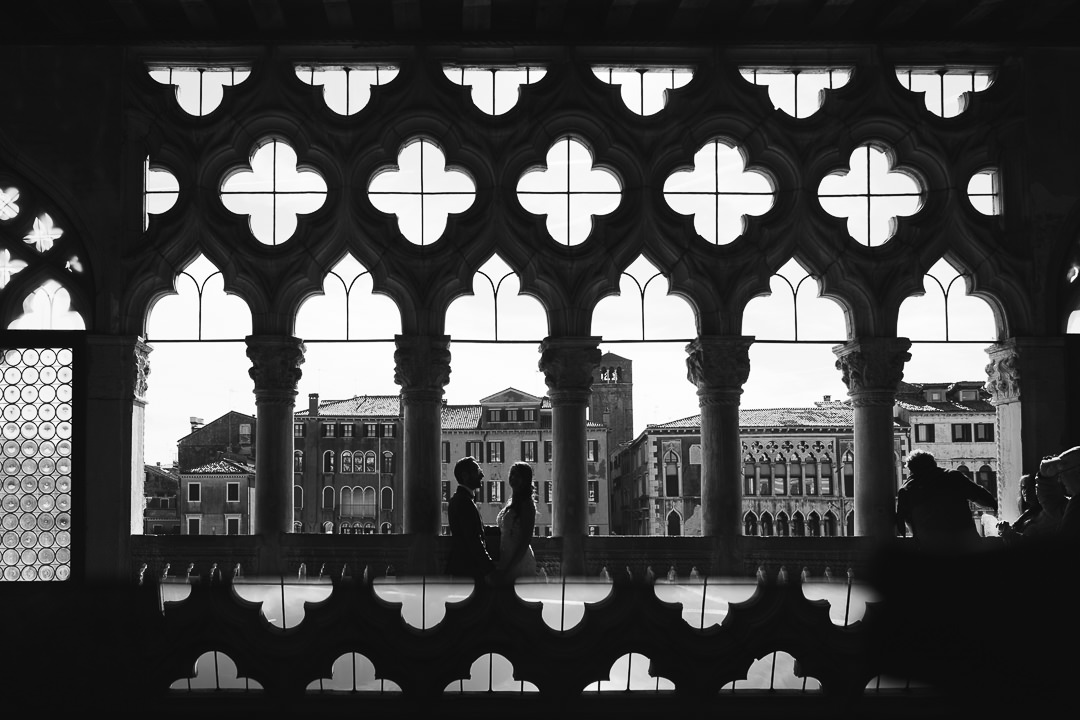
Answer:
xmin=1 ymin=347 xmax=73 ymax=581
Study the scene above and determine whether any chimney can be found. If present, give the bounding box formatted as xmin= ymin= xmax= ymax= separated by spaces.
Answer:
xmin=309 ymin=393 xmax=319 ymax=417
xmin=823 ymin=395 xmax=831 ymax=402
xmin=189 ymin=416 xmax=204 ymax=432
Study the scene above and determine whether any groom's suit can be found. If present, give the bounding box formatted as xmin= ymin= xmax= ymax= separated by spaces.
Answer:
xmin=446 ymin=485 xmax=495 ymax=579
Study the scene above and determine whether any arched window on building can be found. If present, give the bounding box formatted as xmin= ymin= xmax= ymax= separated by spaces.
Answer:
xmin=293 ymin=485 xmax=303 ymax=510
xmin=823 ymin=511 xmax=838 ymax=537
xmin=758 ymin=454 xmax=771 ymax=495
xmin=292 ymin=521 xmax=303 ymax=533
xmin=806 ymin=457 xmax=818 ymax=496
xmin=341 ymin=450 xmax=352 ymax=474
xmin=361 ymin=486 xmax=376 ymax=517
xmin=664 ymin=449 xmax=679 ymax=497
xmin=846 ymin=511 xmax=855 ymax=536
xmin=792 ymin=512 xmax=805 ymax=537
xmin=976 ymin=464 xmax=996 ymax=497
xmin=957 ymin=464 xmax=972 ymax=479
xmin=744 ymin=512 xmax=758 ymax=536
xmin=294 ymin=450 xmax=303 ymax=472
xmin=772 ymin=454 xmax=787 ymax=495
xmin=322 ymin=521 xmax=334 ymax=534
xmin=808 ymin=512 xmax=821 ymax=537
xmin=381 ymin=486 xmax=393 ymax=511
xmin=743 ymin=455 xmax=756 ymax=496
xmin=666 ymin=509 xmax=681 ymax=536
xmin=382 ymin=451 xmax=394 ymax=475
xmin=790 ymin=455 xmax=803 ymax=495
xmin=380 ymin=522 xmax=392 ymax=534
xmin=820 ymin=459 xmax=832 ymax=495
xmin=842 ymin=451 xmax=855 ymax=497
xmin=776 ymin=512 xmax=789 ymax=537
xmin=322 ymin=450 xmax=335 ymax=473
xmin=340 ymin=486 xmax=360 ymax=517
xmin=760 ymin=512 xmax=774 ymax=537
xmin=364 ymin=451 xmax=376 ymax=474
xmin=322 ymin=486 xmax=334 ymax=509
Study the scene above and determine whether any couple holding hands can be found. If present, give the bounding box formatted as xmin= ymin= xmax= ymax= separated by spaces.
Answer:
xmin=446 ymin=456 xmax=537 ymax=583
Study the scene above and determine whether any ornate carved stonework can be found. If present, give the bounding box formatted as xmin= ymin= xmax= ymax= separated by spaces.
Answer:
xmin=984 ymin=345 xmax=1021 ymax=404
xmin=245 ymin=336 xmax=305 ymax=401
xmin=538 ymin=337 xmax=602 ymax=398
xmin=134 ymin=339 xmax=152 ymax=402
xmin=833 ymin=338 xmax=911 ymax=407
xmin=685 ymin=337 xmax=752 ymax=405
xmin=393 ymin=335 xmax=451 ymax=393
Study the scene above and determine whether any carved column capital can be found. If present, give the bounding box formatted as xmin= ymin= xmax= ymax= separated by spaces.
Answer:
xmin=985 ymin=342 xmax=1021 ymax=405
xmin=85 ymin=336 xmax=153 ymax=404
xmin=685 ymin=336 xmax=753 ymax=406
xmin=538 ymin=336 xmax=602 ymax=405
xmin=833 ymin=337 xmax=911 ymax=407
xmin=245 ymin=336 xmax=305 ymax=405
xmin=393 ymin=335 xmax=451 ymax=399
xmin=133 ymin=339 xmax=152 ymax=403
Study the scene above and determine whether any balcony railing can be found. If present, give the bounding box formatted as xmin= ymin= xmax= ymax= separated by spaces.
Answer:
xmin=4 ymin=535 xmax=1068 ymax=716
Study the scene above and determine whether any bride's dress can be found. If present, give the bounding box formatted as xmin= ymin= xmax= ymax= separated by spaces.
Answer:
xmin=497 ymin=506 xmax=537 ymax=580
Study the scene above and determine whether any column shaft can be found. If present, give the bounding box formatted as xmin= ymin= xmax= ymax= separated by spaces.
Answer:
xmin=834 ymin=338 xmax=911 ymax=540
xmin=539 ymin=337 xmax=601 ymax=576
xmin=246 ymin=336 xmax=305 ymax=537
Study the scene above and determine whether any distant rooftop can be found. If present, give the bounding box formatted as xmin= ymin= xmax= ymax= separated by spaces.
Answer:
xmin=183 ymin=459 xmax=256 ymax=475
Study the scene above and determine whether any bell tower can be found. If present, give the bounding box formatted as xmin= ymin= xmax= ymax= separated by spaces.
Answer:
xmin=590 ymin=352 xmax=634 ymax=453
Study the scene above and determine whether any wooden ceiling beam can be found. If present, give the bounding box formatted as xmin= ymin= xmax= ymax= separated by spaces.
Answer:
xmin=463 ymin=0 xmax=492 ymax=32
xmin=248 ymin=0 xmax=286 ymax=31
xmin=323 ymin=0 xmax=354 ymax=30
xmin=179 ymin=0 xmax=219 ymax=32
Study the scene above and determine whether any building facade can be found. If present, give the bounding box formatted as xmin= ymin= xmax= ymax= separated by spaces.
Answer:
xmin=142 ymin=463 xmax=180 ymax=535
xmin=176 ymin=411 xmax=256 ymax=473
xmin=179 ymin=458 xmax=256 ymax=536
xmin=611 ymin=400 xmax=907 ymax=537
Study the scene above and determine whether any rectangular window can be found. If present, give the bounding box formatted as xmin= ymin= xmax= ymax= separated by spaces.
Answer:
xmin=442 ymin=441 xmax=451 ymax=464
xmin=487 ymin=441 xmax=504 ymax=463
xmin=974 ymin=423 xmax=994 ymax=442
xmin=507 ymin=409 xmax=518 ymax=421
xmin=381 ymin=423 xmax=396 ymax=438
xmin=544 ymin=481 xmax=553 ymax=504
xmin=466 ymin=441 xmax=483 ymax=460
xmin=488 ymin=480 xmax=504 ymax=503
xmin=588 ymin=480 xmax=599 ymax=503
xmin=488 ymin=409 xmax=502 ymax=422
xmin=543 ymin=440 xmax=553 ymax=462
xmin=226 ymin=516 xmax=240 ymax=535
xmin=364 ymin=423 xmax=377 ymax=437
xmin=521 ymin=441 xmax=537 ymax=463
xmin=915 ymin=424 xmax=935 ymax=443
xmin=187 ymin=517 xmax=201 ymax=535
xmin=293 ymin=423 xmax=305 ymax=438
xmin=239 ymin=423 xmax=251 ymax=445
xmin=442 ymin=481 xmax=452 ymax=502
xmin=226 ymin=482 xmax=240 ymax=503
xmin=952 ymin=423 xmax=973 ymax=442
xmin=545 ymin=526 xmax=553 ymax=537
xmin=342 ymin=423 xmax=354 ymax=438
xmin=588 ymin=525 xmax=599 ymax=536
xmin=586 ymin=439 xmax=599 ymax=462
xmin=187 ymin=482 xmax=201 ymax=503
xmin=523 ymin=409 xmax=536 ymax=422
xmin=928 ymin=390 xmax=944 ymax=402
xmin=321 ymin=423 xmax=336 ymax=438
xmin=442 ymin=525 xmax=450 ymax=536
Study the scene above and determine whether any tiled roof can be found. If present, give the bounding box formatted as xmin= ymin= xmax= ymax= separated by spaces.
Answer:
xmin=896 ymin=400 xmax=995 ymax=414
xmin=144 ymin=464 xmax=178 ymax=480
xmin=296 ymin=395 xmax=401 ymax=418
xmin=649 ymin=404 xmax=857 ymax=431
xmin=441 ymin=405 xmax=483 ymax=429
xmin=184 ymin=459 xmax=255 ymax=475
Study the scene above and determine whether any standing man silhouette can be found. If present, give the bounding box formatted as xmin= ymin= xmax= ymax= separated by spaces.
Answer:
xmin=446 ymin=456 xmax=496 ymax=580
xmin=895 ymin=449 xmax=997 ymax=551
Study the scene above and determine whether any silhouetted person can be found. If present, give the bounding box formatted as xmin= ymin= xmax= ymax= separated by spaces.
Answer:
xmin=895 ymin=449 xmax=997 ymax=551
xmin=496 ymin=461 xmax=537 ymax=581
xmin=999 ymin=472 xmax=1065 ymax=543
xmin=1039 ymin=445 xmax=1080 ymax=542
xmin=445 ymin=456 xmax=496 ymax=581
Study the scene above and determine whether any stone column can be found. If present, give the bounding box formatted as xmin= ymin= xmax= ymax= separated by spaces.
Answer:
xmin=539 ymin=336 xmax=601 ymax=576
xmin=246 ymin=336 xmax=305 ymax=539
xmin=986 ymin=338 xmax=1067 ymax=523
xmin=685 ymin=337 xmax=752 ymax=571
xmin=833 ymin=338 xmax=911 ymax=540
xmin=394 ymin=334 xmax=451 ymax=575
xmin=84 ymin=336 xmax=151 ymax=581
